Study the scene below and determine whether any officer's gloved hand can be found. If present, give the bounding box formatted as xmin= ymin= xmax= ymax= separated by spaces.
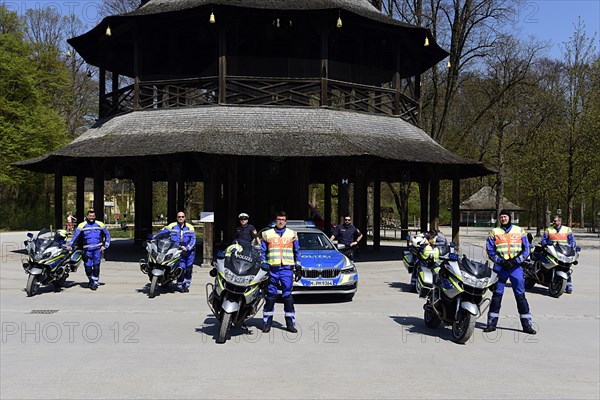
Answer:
xmin=509 ymin=258 xmax=519 ymax=268
xmin=294 ymin=263 xmax=302 ymax=282
xmin=261 ymin=262 xmax=270 ymax=272
xmin=501 ymin=259 xmax=512 ymax=270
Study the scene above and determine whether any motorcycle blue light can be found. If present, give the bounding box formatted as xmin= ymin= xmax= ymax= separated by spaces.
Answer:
xmin=449 ymin=253 xmax=459 ymax=261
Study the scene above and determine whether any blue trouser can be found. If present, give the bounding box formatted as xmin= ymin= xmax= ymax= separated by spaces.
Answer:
xmin=263 ymin=266 xmax=295 ymax=328
xmin=487 ymin=264 xmax=533 ymax=329
xmin=84 ymin=248 xmax=102 ymax=287
xmin=177 ymin=252 xmax=194 ymax=289
xmin=566 ymin=271 xmax=573 ymax=292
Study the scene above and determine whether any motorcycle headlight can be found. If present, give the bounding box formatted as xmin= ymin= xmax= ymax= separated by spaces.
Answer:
xmin=223 ymin=269 xmax=254 ymax=285
xmin=460 ymin=271 xmax=489 ymax=289
xmin=164 ymin=253 xmax=173 ymax=262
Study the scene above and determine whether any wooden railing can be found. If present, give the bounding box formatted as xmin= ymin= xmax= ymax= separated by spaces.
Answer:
xmin=99 ymin=76 xmax=419 ymax=125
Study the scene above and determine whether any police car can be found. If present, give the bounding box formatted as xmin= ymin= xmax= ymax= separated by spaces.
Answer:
xmin=266 ymin=220 xmax=358 ymax=300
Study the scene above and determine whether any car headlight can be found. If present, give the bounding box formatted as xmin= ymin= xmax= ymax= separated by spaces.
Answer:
xmin=460 ymin=271 xmax=489 ymax=289
xmin=342 ymin=264 xmax=357 ymax=274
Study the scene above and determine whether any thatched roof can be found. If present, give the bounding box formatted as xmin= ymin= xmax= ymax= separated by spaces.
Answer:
xmin=14 ymin=105 xmax=492 ymax=178
xmin=460 ymin=186 xmax=525 ymax=211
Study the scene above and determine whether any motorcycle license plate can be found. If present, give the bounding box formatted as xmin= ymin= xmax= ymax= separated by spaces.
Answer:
xmin=309 ymin=280 xmax=334 ymax=287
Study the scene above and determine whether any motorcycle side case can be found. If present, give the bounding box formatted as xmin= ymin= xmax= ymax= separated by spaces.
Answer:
xmin=403 ymin=251 xmax=414 ymax=273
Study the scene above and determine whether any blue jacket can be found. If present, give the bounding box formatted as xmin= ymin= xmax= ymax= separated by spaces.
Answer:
xmin=69 ymin=220 xmax=110 ymax=250
xmin=158 ymin=222 xmax=196 ymax=251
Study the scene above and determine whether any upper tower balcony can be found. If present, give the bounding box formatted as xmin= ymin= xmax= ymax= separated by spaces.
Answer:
xmin=68 ymin=0 xmax=448 ymax=125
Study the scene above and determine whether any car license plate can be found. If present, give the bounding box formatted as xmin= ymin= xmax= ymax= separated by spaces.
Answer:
xmin=309 ymin=280 xmax=333 ymax=286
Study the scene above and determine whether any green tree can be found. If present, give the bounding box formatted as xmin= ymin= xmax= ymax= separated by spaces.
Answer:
xmin=0 ymin=6 xmax=70 ymax=228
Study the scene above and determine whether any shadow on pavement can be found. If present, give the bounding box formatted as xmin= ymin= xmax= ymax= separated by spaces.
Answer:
xmin=388 ymin=281 xmax=415 ymax=293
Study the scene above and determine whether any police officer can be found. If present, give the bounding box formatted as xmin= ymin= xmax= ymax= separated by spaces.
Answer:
xmin=157 ymin=212 xmax=196 ymax=292
xmin=261 ymin=211 xmax=302 ymax=333
xmin=541 ymin=215 xmax=577 ymax=294
xmin=67 ymin=210 xmax=110 ymax=290
xmin=330 ymin=215 xmax=363 ymax=260
xmin=233 ymin=212 xmax=259 ymax=244
xmin=484 ymin=209 xmax=536 ymax=334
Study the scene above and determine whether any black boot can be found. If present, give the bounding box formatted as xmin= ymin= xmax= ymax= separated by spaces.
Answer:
xmin=285 ymin=317 xmax=297 ymax=333
xmin=262 ymin=325 xmax=271 ymax=333
xmin=522 ymin=325 xmax=537 ymax=335
xmin=483 ymin=325 xmax=496 ymax=333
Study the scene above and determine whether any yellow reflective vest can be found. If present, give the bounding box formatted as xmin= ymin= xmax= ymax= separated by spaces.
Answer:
xmin=262 ymin=228 xmax=297 ymax=266
xmin=490 ymin=226 xmax=525 ymax=260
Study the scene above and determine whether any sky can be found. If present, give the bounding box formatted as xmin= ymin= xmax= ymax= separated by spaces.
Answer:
xmin=515 ymin=0 xmax=600 ymax=59
xmin=3 ymin=0 xmax=599 ymax=60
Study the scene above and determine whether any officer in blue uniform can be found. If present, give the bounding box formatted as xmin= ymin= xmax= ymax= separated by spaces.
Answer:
xmin=484 ymin=210 xmax=536 ymax=334
xmin=67 ymin=209 xmax=110 ymax=290
xmin=157 ymin=212 xmax=196 ymax=292
xmin=261 ymin=211 xmax=302 ymax=333
xmin=330 ymin=215 xmax=363 ymax=260
xmin=233 ymin=212 xmax=259 ymax=244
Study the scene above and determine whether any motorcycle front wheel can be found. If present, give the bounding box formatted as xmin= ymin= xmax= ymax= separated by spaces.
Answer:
xmin=452 ymin=309 xmax=476 ymax=344
xmin=217 ymin=312 xmax=233 ymax=344
xmin=424 ymin=305 xmax=441 ymax=328
xmin=149 ymin=275 xmax=159 ymax=298
xmin=548 ymin=276 xmax=566 ymax=298
xmin=26 ymin=274 xmax=41 ymax=297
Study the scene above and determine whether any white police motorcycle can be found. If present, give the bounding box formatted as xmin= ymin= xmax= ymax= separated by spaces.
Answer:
xmin=206 ymin=240 xmax=268 ymax=344
xmin=139 ymin=231 xmax=184 ymax=298
xmin=22 ymin=228 xmax=83 ymax=296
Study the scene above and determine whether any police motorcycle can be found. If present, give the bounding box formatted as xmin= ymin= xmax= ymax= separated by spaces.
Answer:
xmin=403 ymin=233 xmax=455 ymax=296
xmin=206 ymin=240 xmax=268 ymax=344
xmin=22 ymin=228 xmax=83 ymax=297
xmin=423 ymin=245 xmax=498 ymax=344
xmin=139 ymin=231 xmax=184 ymax=298
xmin=523 ymin=233 xmax=580 ymax=298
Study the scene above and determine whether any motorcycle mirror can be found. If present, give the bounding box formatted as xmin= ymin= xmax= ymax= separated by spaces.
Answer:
xmin=449 ymin=242 xmax=456 ymax=247
xmin=27 ymin=233 xmax=33 ymax=239
xmin=146 ymin=234 xmax=154 ymax=240
xmin=576 ymin=247 xmax=581 ymax=252
xmin=209 ymin=268 xmax=217 ymax=277
xmin=527 ymin=233 xmax=534 ymax=243
xmin=405 ymin=235 xmax=410 ymax=241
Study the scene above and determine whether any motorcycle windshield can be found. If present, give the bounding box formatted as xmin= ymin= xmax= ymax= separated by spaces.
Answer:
xmin=460 ymin=257 xmax=492 ymax=279
xmin=225 ymin=241 xmax=261 ymax=276
xmin=436 ymin=245 xmax=451 ymax=257
xmin=554 ymin=243 xmax=575 ymax=257
xmin=34 ymin=229 xmax=57 ymax=253
xmin=154 ymin=232 xmax=177 ymax=253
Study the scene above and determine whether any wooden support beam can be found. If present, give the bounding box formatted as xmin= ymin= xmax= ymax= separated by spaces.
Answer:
xmin=373 ymin=178 xmax=381 ymax=252
xmin=420 ymin=179 xmax=429 ymax=233
xmin=227 ymin=157 xmax=238 ymax=240
xmin=324 ymin=180 xmax=332 ymax=237
xmin=452 ymin=177 xmax=460 ymax=248
xmin=320 ymin=32 xmax=329 ymax=106
xmin=353 ymin=166 xmax=368 ymax=249
xmin=338 ymin=177 xmax=349 ymax=223
xmin=92 ymin=160 xmax=105 ymax=222
xmin=54 ymin=164 xmax=63 ymax=231
xmin=99 ymin=68 xmax=106 ymax=118
xmin=429 ymin=171 xmax=440 ymax=231
xmin=218 ymin=28 xmax=227 ymax=104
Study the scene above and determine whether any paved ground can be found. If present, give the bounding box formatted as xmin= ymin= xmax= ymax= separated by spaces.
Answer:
xmin=1 ymin=228 xmax=598 ymax=399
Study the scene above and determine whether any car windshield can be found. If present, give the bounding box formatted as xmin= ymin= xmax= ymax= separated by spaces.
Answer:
xmin=298 ymin=232 xmax=334 ymax=250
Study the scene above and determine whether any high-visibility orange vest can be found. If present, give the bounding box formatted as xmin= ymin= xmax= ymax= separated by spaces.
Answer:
xmin=546 ymin=225 xmax=572 ymax=245
xmin=262 ymin=228 xmax=296 ymax=266
xmin=490 ymin=226 xmax=525 ymax=260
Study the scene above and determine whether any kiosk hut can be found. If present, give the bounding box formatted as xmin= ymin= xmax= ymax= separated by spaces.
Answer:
xmin=14 ymin=0 xmax=492 ymax=261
